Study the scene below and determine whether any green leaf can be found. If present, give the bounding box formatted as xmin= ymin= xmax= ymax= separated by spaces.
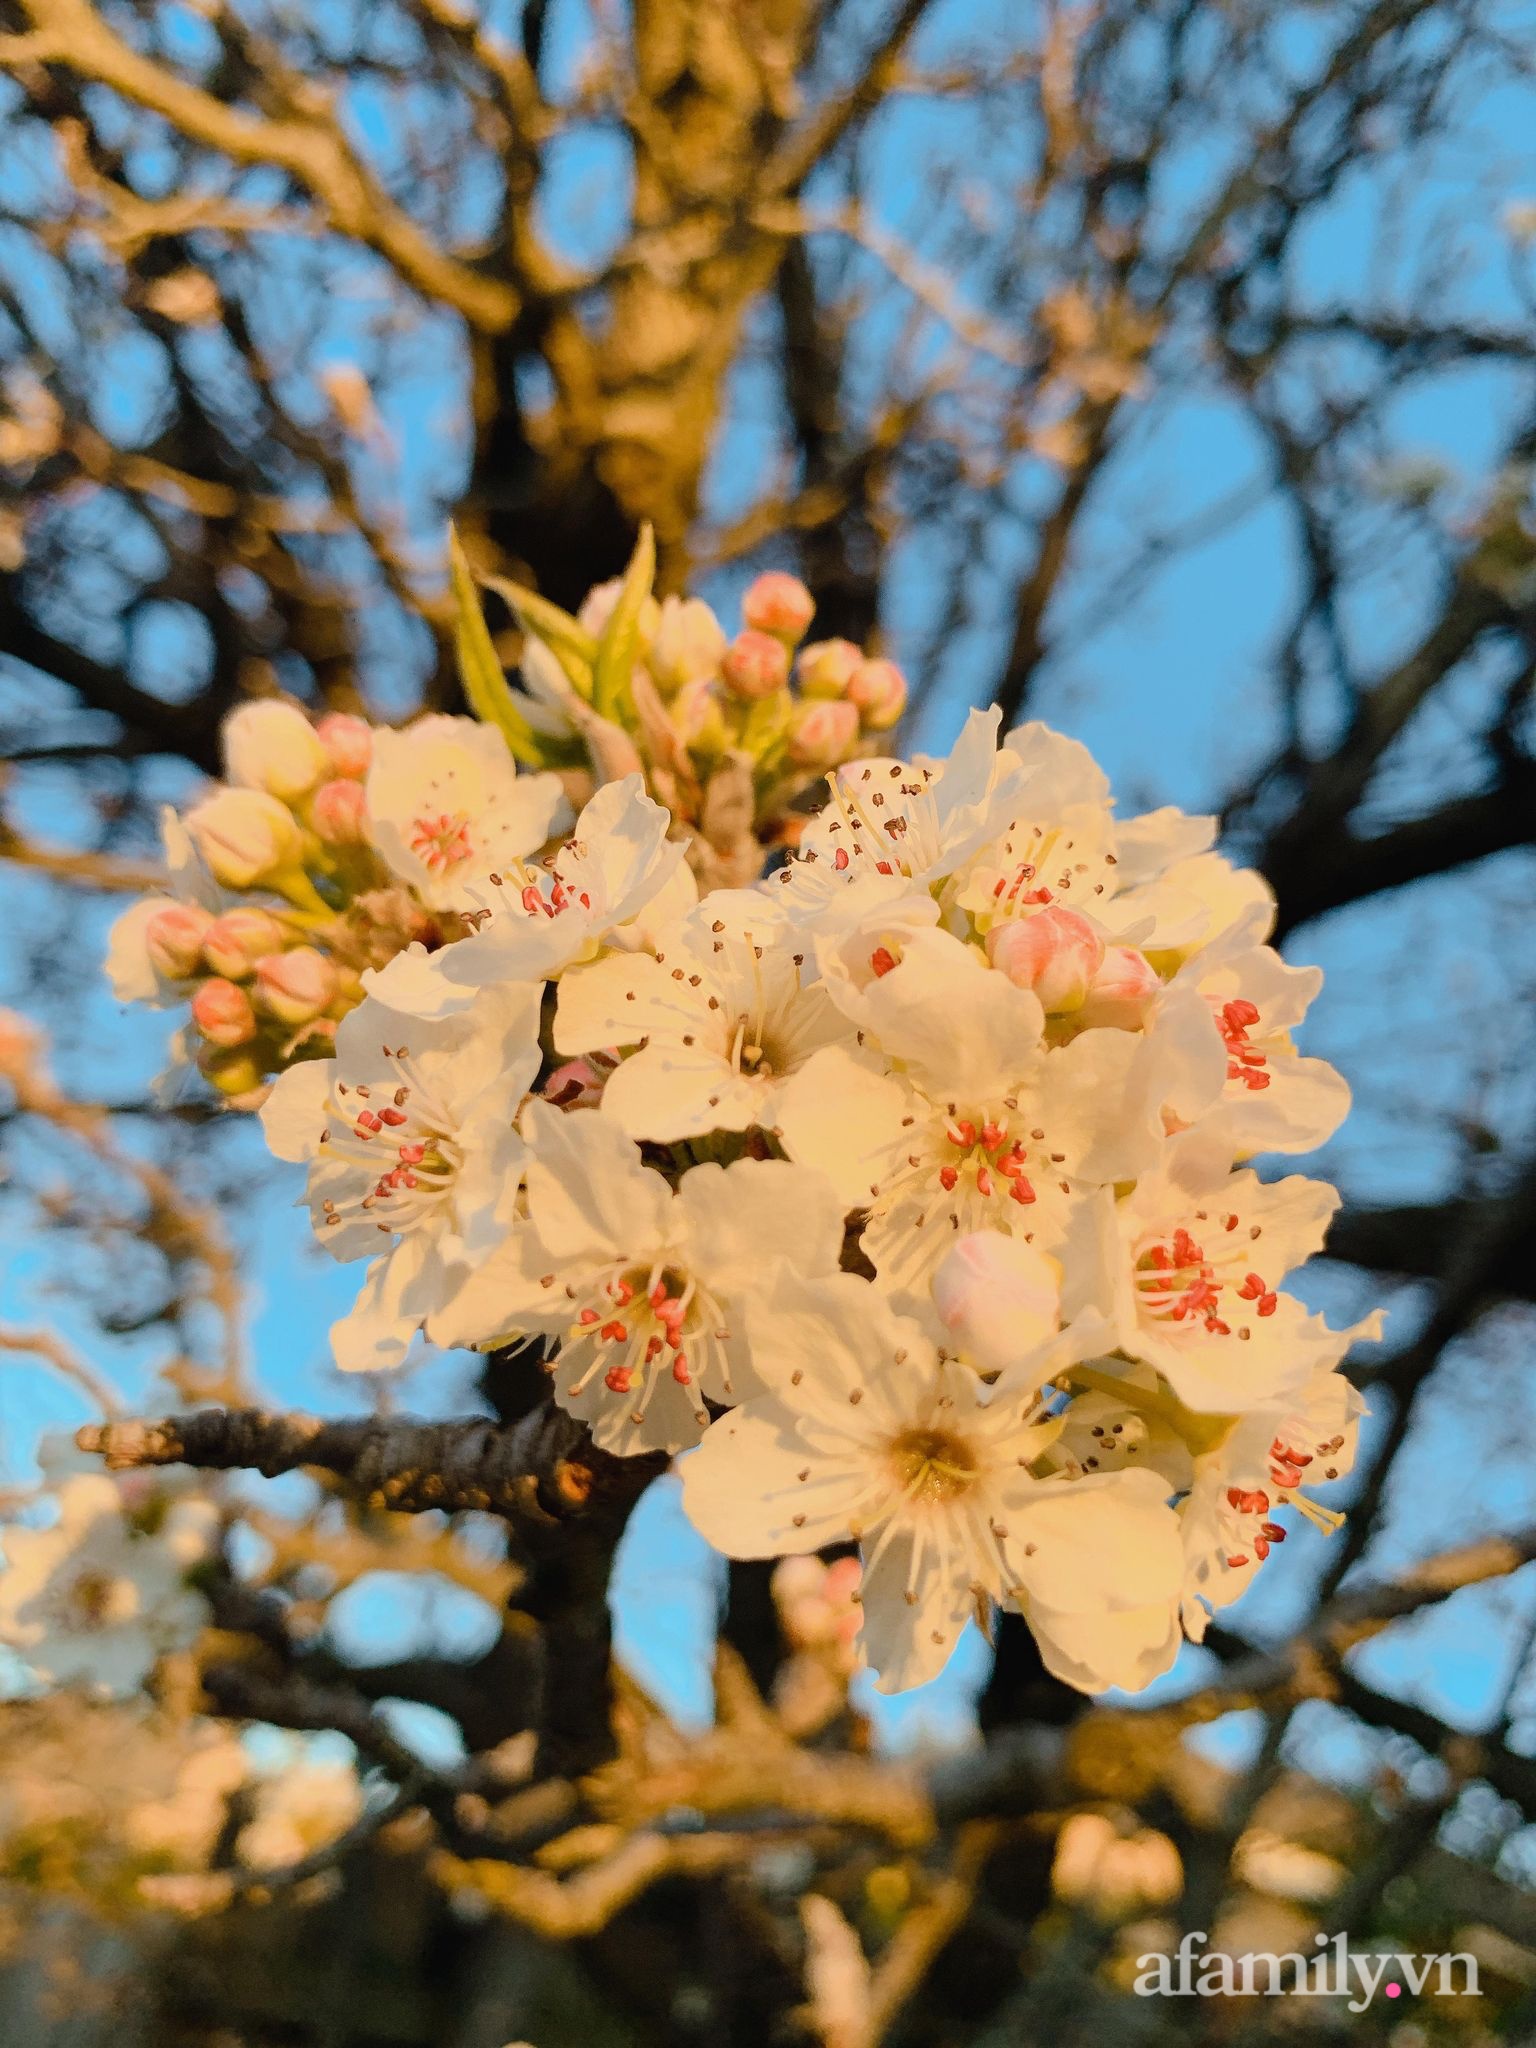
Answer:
xmin=592 ymin=522 xmax=655 ymax=722
xmin=448 ymin=527 xmax=545 ymax=767
xmin=480 ymin=574 xmax=598 ymax=700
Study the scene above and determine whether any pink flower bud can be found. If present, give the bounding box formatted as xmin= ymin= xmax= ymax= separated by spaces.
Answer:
xmin=742 ymin=571 xmax=815 ymax=642
xmin=253 ymin=947 xmax=337 ymax=1026
xmin=315 ymin=712 xmax=373 ymax=779
xmin=202 ymin=908 xmax=286 ymax=980
xmin=144 ymin=903 xmax=214 ymax=982
xmin=223 ymin=701 xmax=329 ymax=801
xmin=847 ymin=657 xmax=908 ymax=731
xmin=186 ymin=788 xmax=303 ymax=889
xmin=933 ymin=1232 xmax=1061 ymax=1373
xmin=1078 ymin=946 xmax=1162 ymax=1030
xmin=795 ymin=638 xmax=862 ymax=698
xmin=721 ymin=629 xmax=790 ymax=701
xmin=649 ymin=597 xmax=726 ymax=694
xmin=192 ymin=976 xmax=257 ymax=1048
xmin=987 ymin=906 xmax=1105 ymax=1013
xmin=787 ymin=697 xmax=860 ymax=768
xmin=311 ymin=777 xmax=368 ymax=846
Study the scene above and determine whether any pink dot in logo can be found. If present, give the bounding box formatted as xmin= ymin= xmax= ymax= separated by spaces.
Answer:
xmin=1385 ymin=1984 xmax=1402 ymax=1998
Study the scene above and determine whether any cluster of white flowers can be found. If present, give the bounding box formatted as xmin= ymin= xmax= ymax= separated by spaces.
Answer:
xmin=246 ymin=704 xmax=1377 ymax=1696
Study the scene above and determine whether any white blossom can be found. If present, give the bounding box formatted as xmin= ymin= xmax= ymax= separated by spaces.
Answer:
xmin=260 ymin=981 xmax=541 ymax=1372
xmin=369 ymin=775 xmax=691 ymax=1022
xmin=0 ymin=1473 xmax=216 ymax=1695
xmin=432 ymin=1101 xmax=848 ymax=1452
xmin=681 ymin=1272 xmax=1182 ymax=1692
xmin=555 ymin=889 xmax=855 ymax=1141
xmin=365 ymin=713 xmax=568 ymax=912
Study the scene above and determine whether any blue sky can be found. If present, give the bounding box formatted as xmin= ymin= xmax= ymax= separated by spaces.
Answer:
xmin=4 ymin=0 xmax=1536 ymax=1791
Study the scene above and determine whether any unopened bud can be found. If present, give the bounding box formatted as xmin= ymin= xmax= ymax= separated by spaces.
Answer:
xmin=186 ymin=788 xmax=304 ymax=890
xmin=192 ymin=976 xmax=257 ymax=1048
xmin=202 ymin=908 xmax=286 ymax=980
xmin=721 ymin=629 xmax=790 ymax=701
xmin=987 ymin=906 xmax=1105 ymax=1013
xmin=671 ymin=677 xmax=728 ymax=752
xmin=315 ymin=712 xmax=372 ymax=779
xmin=847 ymin=657 xmax=908 ymax=731
xmin=795 ymin=638 xmax=862 ymax=698
xmin=933 ymin=1232 xmax=1061 ymax=1374
xmin=578 ymin=577 xmax=660 ymax=644
xmin=197 ymin=1042 xmax=268 ymax=1099
xmin=223 ymin=701 xmax=329 ymax=801
xmin=742 ymin=571 xmax=815 ymax=643
xmin=144 ymin=903 xmax=214 ymax=981
xmin=649 ymin=597 xmax=726 ymax=694
xmin=787 ymin=697 xmax=860 ymax=768
xmin=253 ymin=947 xmax=337 ymax=1026
xmin=311 ymin=777 xmax=369 ymax=846
xmin=1078 ymin=946 xmax=1162 ymax=1030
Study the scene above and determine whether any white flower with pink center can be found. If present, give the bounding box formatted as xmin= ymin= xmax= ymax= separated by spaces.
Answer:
xmin=1155 ymin=908 xmax=1351 ymax=1155
xmin=680 ymin=1271 xmax=1182 ymax=1694
xmin=1176 ymin=1367 xmax=1370 ymax=1638
xmin=432 ymin=1102 xmax=848 ymax=1453
xmin=956 ymin=723 xmax=1218 ymax=955
xmin=775 ymin=929 xmax=1165 ymax=1292
xmin=259 ymin=981 xmax=541 ymax=1373
xmin=1061 ymin=1140 xmax=1368 ymax=1413
xmin=554 ymin=890 xmax=855 ymax=1141
xmin=368 ymin=776 xmax=692 ymax=1022
xmin=365 ymin=713 xmax=568 ymax=913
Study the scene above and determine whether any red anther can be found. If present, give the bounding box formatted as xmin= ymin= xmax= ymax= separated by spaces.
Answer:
xmin=1224 ymin=999 xmax=1260 ymax=1029
xmin=947 ymin=1120 xmax=977 ymax=1148
xmin=645 ymin=1336 xmax=663 ymax=1361
xmin=1226 ymin=1554 xmax=1249 ymax=1569
xmin=981 ymin=1122 xmax=1005 ymax=1150
xmin=1261 ymin=1521 xmax=1286 ymax=1541
xmin=976 ymin=1166 xmax=994 ymax=1196
xmin=579 ymin=891 xmax=592 ymax=909
xmin=578 ymin=1308 xmax=600 ymax=1325
xmin=992 ymin=877 xmax=1007 ymax=898
xmin=938 ymin=1166 xmax=959 ymax=1192
xmin=521 ymin=885 xmax=543 ymax=915
xmin=1009 ymin=1176 xmax=1037 ymax=1205
xmin=1254 ymin=1536 xmax=1271 ymax=1561
xmin=1171 ymin=1227 xmax=1202 ymax=1266
xmin=870 ymin=946 xmax=897 ymax=977
xmin=377 ymin=1107 xmax=406 ymax=1127
xmin=604 ymin=1366 xmax=633 ymax=1393
xmin=671 ymin=1359 xmax=693 ymax=1385
xmin=1238 ymin=1273 xmax=1268 ymax=1299
xmin=834 ymin=847 xmax=850 ymax=870
xmin=1227 ymin=1487 xmax=1246 ymax=1510
xmin=398 ymin=1143 xmax=425 ymax=1164
xmin=998 ymin=1147 xmax=1027 ymax=1177
xmin=611 ymin=1280 xmax=634 ymax=1305
xmin=600 ymin=1320 xmax=627 ymax=1342
xmin=1243 ymin=1069 xmax=1272 ymax=1090
xmin=1147 ymin=1244 xmax=1172 ymax=1270
xmin=1257 ymin=1292 xmax=1278 ymax=1316
xmin=356 ymin=1110 xmax=383 ymax=1133
xmin=650 ymin=1281 xmax=669 ymax=1309
xmin=1206 ymin=1317 xmax=1231 ymax=1336
xmin=875 ymin=860 xmax=894 ymax=875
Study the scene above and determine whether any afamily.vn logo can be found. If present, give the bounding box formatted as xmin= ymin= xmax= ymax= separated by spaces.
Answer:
xmin=1135 ymin=1932 xmax=1480 ymax=2012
